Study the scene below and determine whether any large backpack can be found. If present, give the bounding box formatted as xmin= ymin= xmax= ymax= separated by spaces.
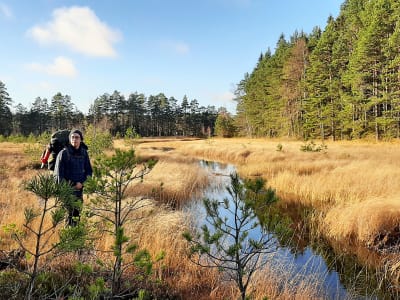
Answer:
xmin=47 ymin=129 xmax=71 ymax=171
xmin=41 ymin=129 xmax=89 ymax=170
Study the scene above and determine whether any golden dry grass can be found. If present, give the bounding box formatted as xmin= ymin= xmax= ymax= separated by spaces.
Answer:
xmin=325 ymin=197 xmax=400 ymax=244
xmin=127 ymin=159 xmax=209 ymax=208
xmin=0 ymin=143 xmax=52 ymax=251
xmin=130 ymin=137 xmax=400 ymax=248
xmin=250 ymin=259 xmax=326 ymax=300
xmin=114 ymin=140 xmax=210 ymax=208
xmin=2 ymin=138 xmax=397 ymax=299
xmin=133 ymin=203 xmax=221 ymax=298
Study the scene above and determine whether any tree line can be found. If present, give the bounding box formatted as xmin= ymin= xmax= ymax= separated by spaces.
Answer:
xmin=0 ymin=81 xmax=220 ymax=137
xmin=235 ymin=0 xmax=400 ymax=140
xmin=5 ymin=0 xmax=399 ymax=141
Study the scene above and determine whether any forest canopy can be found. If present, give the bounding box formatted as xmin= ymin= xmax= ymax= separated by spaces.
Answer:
xmin=0 ymin=86 xmax=219 ymax=138
xmin=235 ymin=0 xmax=400 ymax=140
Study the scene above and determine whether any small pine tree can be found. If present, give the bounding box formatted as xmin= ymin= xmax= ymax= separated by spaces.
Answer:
xmin=6 ymin=173 xmax=86 ymax=300
xmin=84 ymin=149 xmax=157 ymax=296
xmin=184 ymin=173 xmax=290 ymax=300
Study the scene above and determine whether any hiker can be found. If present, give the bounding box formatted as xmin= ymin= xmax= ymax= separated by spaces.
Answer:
xmin=54 ymin=129 xmax=92 ymax=226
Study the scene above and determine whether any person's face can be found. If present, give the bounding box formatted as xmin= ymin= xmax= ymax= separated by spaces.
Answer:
xmin=70 ymin=133 xmax=81 ymax=149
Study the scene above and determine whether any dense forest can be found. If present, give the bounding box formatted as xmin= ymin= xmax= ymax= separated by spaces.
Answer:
xmin=0 ymin=80 xmax=220 ymax=137
xmin=2 ymin=0 xmax=400 ymax=140
xmin=235 ymin=0 xmax=400 ymax=140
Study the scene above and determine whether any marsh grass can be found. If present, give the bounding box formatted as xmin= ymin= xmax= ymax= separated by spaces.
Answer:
xmin=127 ymin=158 xmax=209 ymax=208
xmin=131 ymin=137 xmax=400 ymax=292
xmin=2 ymin=139 xmax=400 ymax=298
xmin=0 ymin=143 xmax=46 ymax=250
xmin=133 ymin=204 xmax=222 ymax=298
xmin=250 ymin=254 xmax=328 ymax=300
xmin=114 ymin=141 xmax=211 ymax=208
xmin=139 ymin=138 xmax=400 ymax=246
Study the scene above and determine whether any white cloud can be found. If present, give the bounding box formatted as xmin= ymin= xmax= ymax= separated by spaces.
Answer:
xmin=0 ymin=3 xmax=13 ymax=20
xmin=26 ymin=56 xmax=77 ymax=77
xmin=27 ymin=6 xmax=121 ymax=57
xmin=173 ymin=41 xmax=190 ymax=55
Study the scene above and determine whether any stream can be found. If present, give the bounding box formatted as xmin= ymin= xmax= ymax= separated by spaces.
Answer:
xmin=184 ymin=160 xmax=398 ymax=300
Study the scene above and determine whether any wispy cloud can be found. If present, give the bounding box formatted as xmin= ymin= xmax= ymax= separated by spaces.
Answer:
xmin=212 ymin=91 xmax=235 ymax=103
xmin=210 ymin=91 xmax=237 ymax=112
xmin=23 ymin=81 xmax=54 ymax=97
xmin=0 ymin=3 xmax=13 ymax=20
xmin=161 ymin=40 xmax=190 ymax=55
xmin=27 ymin=6 xmax=122 ymax=57
xmin=26 ymin=56 xmax=77 ymax=77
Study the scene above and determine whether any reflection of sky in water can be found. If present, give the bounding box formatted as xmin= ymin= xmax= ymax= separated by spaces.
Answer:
xmin=184 ymin=160 xmax=349 ymax=299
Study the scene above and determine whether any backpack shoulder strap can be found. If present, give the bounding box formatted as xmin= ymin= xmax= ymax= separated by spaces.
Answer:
xmin=59 ymin=146 xmax=71 ymax=163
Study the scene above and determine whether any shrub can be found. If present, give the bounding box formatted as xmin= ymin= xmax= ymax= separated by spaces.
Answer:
xmin=84 ymin=125 xmax=113 ymax=158
xmin=215 ymin=112 xmax=237 ymax=138
xmin=300 ymin=141 xmax=327 ymax=152
xmin=23 ymin=143 xmax=43 ymax=168
xmin=0 ymin=269 xmax=28 ymax=298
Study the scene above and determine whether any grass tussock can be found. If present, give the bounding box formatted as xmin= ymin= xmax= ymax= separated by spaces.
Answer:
xmin=132 ymin=138 xmax=400 ymax=249
xmin=128 ymin=159 xmax=209 ymax=208
xmin=324 ymin=197 xmax=400 ymax=245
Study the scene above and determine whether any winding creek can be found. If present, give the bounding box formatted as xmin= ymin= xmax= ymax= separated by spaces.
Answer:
xmin=184 ymin=160 xmax=399 ymax=299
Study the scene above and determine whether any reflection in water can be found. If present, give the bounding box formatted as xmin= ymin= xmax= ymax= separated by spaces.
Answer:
xmin=185 ymin=160 xmax=397 ymax=299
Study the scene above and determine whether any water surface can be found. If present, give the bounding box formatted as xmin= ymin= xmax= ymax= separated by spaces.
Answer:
xmin=184 ymin=160 xmax=396 ymax=299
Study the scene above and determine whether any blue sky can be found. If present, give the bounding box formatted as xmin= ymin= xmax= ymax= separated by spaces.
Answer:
xmin=0 ymin=1 xmax=343 ymax=114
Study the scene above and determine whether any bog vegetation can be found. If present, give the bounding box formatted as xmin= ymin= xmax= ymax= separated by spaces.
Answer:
xmin=1 ymin=134 xmax=400 ymax=299
xmin=2 ymin=0 xmax=400 ymax=298
xmin=3 ymin=133 xmax=362 ymax=299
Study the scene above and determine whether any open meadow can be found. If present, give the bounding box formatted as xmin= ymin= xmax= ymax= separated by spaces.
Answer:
xmin=1 ymin=137 xmax=400 ymax=299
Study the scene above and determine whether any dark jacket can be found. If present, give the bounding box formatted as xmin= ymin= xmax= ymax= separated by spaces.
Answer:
xmin=54 ymin=145 xmax=92 ymax=189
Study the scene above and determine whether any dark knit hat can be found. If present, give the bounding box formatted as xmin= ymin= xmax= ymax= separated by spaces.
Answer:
xmin=69 ymin=129 xmax=83 ymax=141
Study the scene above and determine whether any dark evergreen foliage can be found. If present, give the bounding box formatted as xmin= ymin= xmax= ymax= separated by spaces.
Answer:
xmin=0 ymin=81 xmax=12 ymax=136
xmin=1 ymin=82 xmax=219 ymax=137
xmin=235 ymin=0 xmax=400 ymax=141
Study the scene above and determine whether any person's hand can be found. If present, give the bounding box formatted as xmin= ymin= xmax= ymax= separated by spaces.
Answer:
xmin=75 ymin=182 xmax=83 ymax=190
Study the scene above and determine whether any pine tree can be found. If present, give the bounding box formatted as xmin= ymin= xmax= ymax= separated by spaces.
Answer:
xmin=0 ymin=81 xmax=12 ymax=136
xmin=84 ymin=149 xmax=156 ymax=296
xmin=344 ymin=0 xmax=393 ymax=139
xmin=303 ymin=16 xmax=342 ymax=140
xmin=281 ymin=36 xmax=308 ymax=137
xmin=184 ymin=173 xmax=289 ymax=300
